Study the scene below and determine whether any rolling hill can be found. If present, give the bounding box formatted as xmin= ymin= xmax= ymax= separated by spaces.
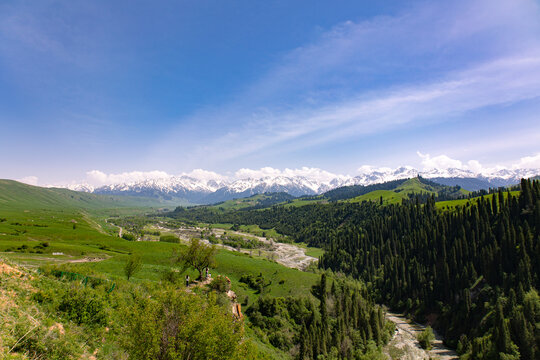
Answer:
xmin=277 ymin=177 xmax=468 ymax=208
xmin=0 ymin=179 xmax=180 ymax=211
xmin=209 ymin=192 xmax=295 ymax=210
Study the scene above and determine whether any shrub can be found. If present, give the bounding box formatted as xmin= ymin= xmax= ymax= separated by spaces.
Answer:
xmin=57 ymin=285 xmax=107 ymax=326
xmin=159 ymin=234 xmax=180 ymax=243
xmin=417 ymin=326 xmax=435 ymax=350
xmin=209 ymin=275 xmax=231 ymax=293
xmin=124 ymin=254 xmax=142 ymax=280
xmin=123 ymin=287 xmax=254 ymax=359
xmin=122 ymin=233 xmax=137 ymax=241
xmin=160 ymin=268 xmax=179 ymax=284
xmin=239 ymin=273 xmax=271 ymax=293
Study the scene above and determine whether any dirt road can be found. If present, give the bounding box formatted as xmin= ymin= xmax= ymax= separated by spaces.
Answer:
xmin=384 ymin=312 xmax=458 ymax=360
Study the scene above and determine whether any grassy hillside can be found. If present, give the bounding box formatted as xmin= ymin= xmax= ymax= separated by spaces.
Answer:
xmin=347 ymin=189 xmax=408 ymax=204
xmin=282 ymin=195 xmax=328 ymax=208
xmin=0 ymin=180 xmax=318 ymax=296
xmin=0 ymin=180 xmax=323 ymax=358
xmin=210 ymin=192 xmax=294 ymax=210
xmin=0 ymin=179 xmax=179 ymax=211
xmin=436 ymin=190 xmax=520 ymax=210
xmin=346 ymin=177 xmax=468 ymax=204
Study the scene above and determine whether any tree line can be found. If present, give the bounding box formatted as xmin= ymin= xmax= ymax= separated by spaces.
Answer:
xmin=171 ymin=179 xmax=540 ymax=359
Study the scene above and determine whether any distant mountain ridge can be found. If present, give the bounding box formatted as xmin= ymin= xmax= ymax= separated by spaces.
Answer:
xmin=65 ymin=167 xmax=540 ymax=204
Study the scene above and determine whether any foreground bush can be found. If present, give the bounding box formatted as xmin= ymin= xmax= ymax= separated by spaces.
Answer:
xmin=123 ymin=286 xmax=255 ymax=360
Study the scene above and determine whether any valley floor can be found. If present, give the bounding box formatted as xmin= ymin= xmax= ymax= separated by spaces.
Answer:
xmin=384 ymin=312 xmax=458 ymax=360
xmin=153 ymin=224 xmax=318 ymax=270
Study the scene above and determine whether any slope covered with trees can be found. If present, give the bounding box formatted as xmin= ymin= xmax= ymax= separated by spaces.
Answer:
xmin=171 ymin=179 xmax=540 ymax=359
xmin=319 ymin=179 xmax=540 ymax=358
xmin=248 ymin=273 xmax=393 ymax=360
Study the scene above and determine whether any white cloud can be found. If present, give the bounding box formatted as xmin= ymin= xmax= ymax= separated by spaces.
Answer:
xmin=417 ymin=152 xmax=463 ymax=170
xmin=86 ymin=170 xmax=172 ymax=186
xmin=513 ymin=153 xmax=540 ymax=169
xmin=83 ymin=169 xmax=225 ymax=187
xmin=357 ymin=165 xmax=396 ymax=175
xmin=18 ymin=176 xmax=39 ymax=186
xmin=235 ymin=167 xmax=346 ymax=183
xmin=58 ymin=151 xmax=540 ymax=189
xmin=415 ymin=152 xmax=540 ymax=175
xmin=183 ymin=169 xmax=226 ymax=182
xmin=466 ymin=160 xmax=484 ymax=174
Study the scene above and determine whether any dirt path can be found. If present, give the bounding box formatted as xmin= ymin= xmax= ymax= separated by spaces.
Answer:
xmin=105 ymin=218 xmax=122 ymax=237
xmin=384 ymin=312 xmax=458 ymax=360
xmin=67 ymin=256 xmax=109 ymax=263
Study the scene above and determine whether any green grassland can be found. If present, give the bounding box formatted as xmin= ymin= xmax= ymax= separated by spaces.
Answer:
xmin=205 ymin=223 xmax=287 ymax=240
xmin=296 ymin=242 xmax=325 ymax=258
xmin=346 ymin=189 xmax=408 ymax=204
xmin=210 ymin=192 xmax=294 ymax=211
xmin=436 ymin=190 xmax=520 ymax=210
xmin=0 ymin=179 xmax=319 ymax=309
xmin=0 ymin=179 xmax=181 ymax=212
xmin=211 ymin=194 xmax=271 ymax=210
xmin=271 ymin=177 xmax=470 ymax=208
xmin=282 ymin=196 xmax=328 ymax=208
xmin=346 ymin=177 xmax=469 ymax=205
xmin=0 ymin=180 xmax=322 ymax=358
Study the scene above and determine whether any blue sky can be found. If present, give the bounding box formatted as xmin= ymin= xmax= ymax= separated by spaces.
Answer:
xmin=1 ymin=0 xmax=540 ymax=185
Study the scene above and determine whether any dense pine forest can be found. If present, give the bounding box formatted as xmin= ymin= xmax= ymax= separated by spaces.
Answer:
xmin=319 ymin=179 xmax=540 ymax=359
xmin=171 ymin=179 xmax=540 ymax=359
xmin=248 ymin=274 xmax=392 ymax=360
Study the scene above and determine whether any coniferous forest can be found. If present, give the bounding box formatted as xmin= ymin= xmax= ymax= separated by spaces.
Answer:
xmin=172 ymin=179 xmax=540 ymax=359
xmin=319 ymin=179 xmax=540 ymax=359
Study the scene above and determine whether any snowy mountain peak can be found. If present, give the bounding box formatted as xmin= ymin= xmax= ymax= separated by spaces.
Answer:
xmin=62 ymin=166 xmax=540 ymax=204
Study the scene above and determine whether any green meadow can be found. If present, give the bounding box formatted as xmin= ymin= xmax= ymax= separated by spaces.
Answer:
xmin=436 ymin=190 xmax=520 ymax=210
xmin=0 ymin=179 xmax=319 ymax=307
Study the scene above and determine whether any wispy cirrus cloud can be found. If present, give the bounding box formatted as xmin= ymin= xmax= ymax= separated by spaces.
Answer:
xmin=150 ymin=0 xmax=540 ymax=171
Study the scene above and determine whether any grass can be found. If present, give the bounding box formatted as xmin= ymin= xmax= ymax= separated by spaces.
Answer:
xmin=210 ymin=194 xmax=270 ymax=210
xmin=436 ymin=190 xmax=520 ymax=210
xmin=347 ymin=189 xmax=408 ymax=205
xmin=209 ymin=193 xmax=295 ymax=211
xmin=296 ymin=242 xmax=325 ymax=258
xmin=346 ymin=178 xmax=470 ymax=205
xmin=0 ymin=179 xmax=182 ymax=211
xmin=0 ymin=179 xmax=320 ymax=310
xmin=281 ymin=196 xmax=327 ymax=208
xmin=204 ymin=223 xmax=289 ymax=241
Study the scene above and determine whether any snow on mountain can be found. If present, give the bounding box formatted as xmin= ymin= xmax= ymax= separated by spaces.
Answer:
xmin=64 ymin=167 xmax=540 ymax=204
xmin=352 ymin=166 xmax=419 ymax=185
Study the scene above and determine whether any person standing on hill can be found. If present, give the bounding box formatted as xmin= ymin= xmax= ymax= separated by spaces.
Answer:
xmin=185 ymin=274 xmax=190 ymax=287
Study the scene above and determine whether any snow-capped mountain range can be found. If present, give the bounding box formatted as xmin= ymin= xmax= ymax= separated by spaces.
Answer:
xmin=66 ymin=167 xmax=540 ymax=204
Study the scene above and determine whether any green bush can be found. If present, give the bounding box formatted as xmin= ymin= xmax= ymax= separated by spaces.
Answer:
xmin=123 ymin=286 xmax=255 ymax=359
xmin=209 ymin=275 xmax=231 ymax=293
xmin=122 ymin=233 xmax=137 ymax=241
xmin=417 ymin=326 xmax=435 ymax=350
xmin=239 ymin=273 xmax=271 ymax=293
xmin=160 ymin=268 xmax=179 ymax=284
xmin=57 ymin=285 xmax=108 ymax=326
xmin=159 ymin=234 xmax=180 ymax=243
